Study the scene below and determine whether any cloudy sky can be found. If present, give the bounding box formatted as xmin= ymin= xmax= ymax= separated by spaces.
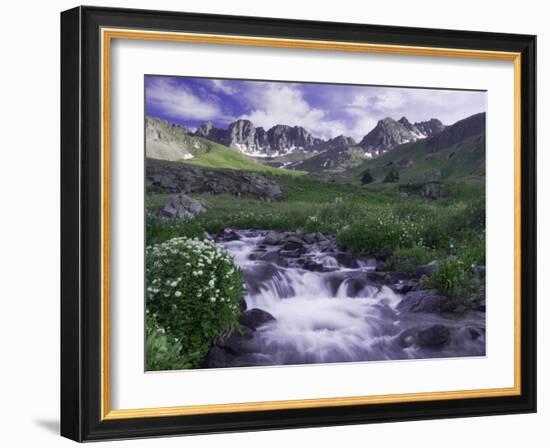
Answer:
xmin=145 ymin=75 xmax=486 ymax=141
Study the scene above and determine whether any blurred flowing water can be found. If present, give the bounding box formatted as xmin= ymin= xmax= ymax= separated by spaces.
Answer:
xmin=218 ymin=229 xmax=485 ymax=366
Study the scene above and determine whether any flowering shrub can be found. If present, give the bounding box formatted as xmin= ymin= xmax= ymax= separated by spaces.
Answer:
xmin=335 ymin=209 xmax=421 ymax=256
xmin=146 ymin=237 xmax=245 ymax=370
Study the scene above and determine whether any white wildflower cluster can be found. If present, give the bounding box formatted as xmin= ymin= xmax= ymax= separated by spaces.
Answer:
xmin=146 ymin=236 xmax=242 ymax=311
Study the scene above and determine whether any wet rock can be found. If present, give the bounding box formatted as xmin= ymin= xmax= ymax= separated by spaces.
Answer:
xmin=344 ymin=277 xmax=370 ymax=298
xmin=301 ymin=259 xmax=327 ymax=272
xmin=264 ymin=231 xmax=285 ymax=245
xmin=218 ymin=229 xmax=241 ymax=241
xmin=284 ymin=235 xmax=306 ymax=246
xmin=398 ymin=328 xmax=417 ymax=348
xmin=303 ymin=232 xmax=326 ymax=244
xmin=335 ymin=251 xmax=359 ymax=268
xmin=453 ymin=304 xmax=467 ymax=314
xmin=467 ymin=326 xmax=483 ymax=340
xmin=239 ymin=298 xmax=247 ymax=312
xmin=202 ymin=346 xmax=236 ymax=368
xmin=156 ymin=194 xmax=207 ymax=219
xmin=279 ymin=249 xmax=304 ymax=258
xmin=417 ymin=325 xmax=451 ymax=348
xmin=397 ymin=290 xmax=455 ymax=313
xmin=326 ymin=275 xmax=345 ymax=296
xmin=214 ymin=326 xmax=254 ymax=353
xmin=392 ymin=280 xmax=418 ymax=295
xmin=258 ymin=250 xmax=288 ymax=267
xmin=239 ymin=308 xmax=276 ymax=330
xmin=412 ymin=260 xmax=439 ymax=277
xmin=318 ymin=239 xmax=338 ymax=253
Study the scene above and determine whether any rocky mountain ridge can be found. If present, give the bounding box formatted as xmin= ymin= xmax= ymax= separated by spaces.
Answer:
xmin=359 ymin=117 xmax=445 ymax=154
xmin=147 ymin=114 xmax=451 ymax=162
xmin=192 ymin=116 xmax=444 ymax=158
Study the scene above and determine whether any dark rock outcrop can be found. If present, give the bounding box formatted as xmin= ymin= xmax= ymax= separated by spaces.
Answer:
xmin=397 ymin=290 xmax=455 ymax=313
xmin=156 ymin=194 xmax=207 ymax=219
xmin=147 ymin=159 xmax=283 ymax=201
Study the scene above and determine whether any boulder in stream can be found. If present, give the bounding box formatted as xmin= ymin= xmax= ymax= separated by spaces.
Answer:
xmin=397 ymin=290 xmax=455 ymax=313
xmin=239 ymin=308 xmax=276 ymax=330
xmin=417 ymin=324 xmax=451 ymax=348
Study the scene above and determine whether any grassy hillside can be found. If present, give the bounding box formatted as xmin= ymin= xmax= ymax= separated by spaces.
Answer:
xmin=349 ymin=133 xmax=485 ymax=186
xmin=146 ymin=115 xmax=305 ymax=176
xmin=351 ymin=113 xmax=486 ymax=186
xmin=183 ymin=137 xmax=305 ymax=176
xmin=146 ymin=116 xmax=197 ymax=162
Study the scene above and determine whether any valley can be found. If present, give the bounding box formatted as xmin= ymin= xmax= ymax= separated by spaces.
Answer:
xmin=145 ymin=103 xmax=486 ymax=371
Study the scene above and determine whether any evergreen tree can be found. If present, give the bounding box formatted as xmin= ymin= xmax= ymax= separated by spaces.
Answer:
xmin=361 ymin=169 xmax=374 ymax=184
xmin=383 ymin=168 xmax=400 ymax=183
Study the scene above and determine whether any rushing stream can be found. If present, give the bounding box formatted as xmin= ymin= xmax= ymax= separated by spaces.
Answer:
xmin=206 ymin=229 xmax=485 ymax=368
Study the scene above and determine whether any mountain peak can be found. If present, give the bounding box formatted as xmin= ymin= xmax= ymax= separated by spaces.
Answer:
xmin=360 ymin=115 xmax=445 ymax=153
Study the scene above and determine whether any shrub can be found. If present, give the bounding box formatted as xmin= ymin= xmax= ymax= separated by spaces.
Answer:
xmin=361 ymin=170 xmax=374 ymax=184
xmin=383 ymin=169 xmax=400 ymax=183
xmin=336 ymin=210 xmax=420 ymax=256
xmin=385 ymin=245 xmax=434 ymax=272
xmin=422 ymin=256 xmax=467 ymax=299
xmin=146 ymin=237 xmax=245 ymax=369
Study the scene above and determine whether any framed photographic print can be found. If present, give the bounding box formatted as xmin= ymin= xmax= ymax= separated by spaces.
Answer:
xmin=60 ymin=6 xmax=537 ymax=442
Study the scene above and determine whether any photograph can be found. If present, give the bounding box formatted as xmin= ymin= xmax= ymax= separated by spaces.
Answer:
xmin=144 ymin=75 xmax=487 ymax=371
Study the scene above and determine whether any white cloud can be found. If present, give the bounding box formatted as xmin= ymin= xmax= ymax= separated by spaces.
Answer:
xmin=341 ymin=86 xmax=486 ymax=136
xmin=346 ymin=90 xmax=407 ymax=112
xmin=209 ymin=79 xmax=236 ymax=95
xmin=147 ymin=78 xmax=227 ymax=121
xmin=238 ymin=83 xmax=350 ymax=140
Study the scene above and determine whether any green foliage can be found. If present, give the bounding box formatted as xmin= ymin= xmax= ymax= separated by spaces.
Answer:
xmin=385 ymin=245 xmax=434 ymax=272
xmin=183 ymin=139 xmax=305 ymax=176
xmin=383 ymin=168 xmax=400 ymax=183
xmin=361 ymin=169 xmax=374 ymax=184
xmin=146 ymin=211 xmax=206 ymax=245
xmin=422 ymin=256 xmax=468 ymax=298
xmin=145 ymin=172 xmax=486 ymax=304
xmin=422 ymin=235 xmax=485 ymax=299
xmin=146 ymin=237 xmax=245 ymax=370
xmin=145 ymin=315 xmax=191 ymax=371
